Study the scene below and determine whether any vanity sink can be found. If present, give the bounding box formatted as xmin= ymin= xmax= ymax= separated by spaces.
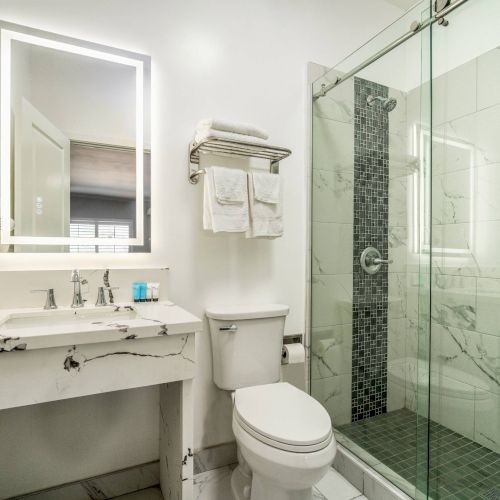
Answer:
xmin=0 ymin=305 xmax=138 ymax=329
xmin=0 ymin=301 xmax=201 ymax=352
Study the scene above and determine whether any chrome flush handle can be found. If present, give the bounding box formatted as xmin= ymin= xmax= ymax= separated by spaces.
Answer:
xmin=219 ymin=324 xmax=238 ymax=333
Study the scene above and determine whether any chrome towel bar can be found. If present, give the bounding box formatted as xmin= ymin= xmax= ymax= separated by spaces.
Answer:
xmin=188 ymin=136 xmax=292 ymax=184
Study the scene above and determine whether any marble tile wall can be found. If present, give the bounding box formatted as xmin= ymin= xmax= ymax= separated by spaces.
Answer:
xmin=311 ymin=70 xmax=416 ymax=425
xmin=311 ymin=70 xmax=354 ymax=426
xmin=423 ymin=46 xmax=500 ymax=452
xmin=386 ymin=86 xmax=418 ymax=415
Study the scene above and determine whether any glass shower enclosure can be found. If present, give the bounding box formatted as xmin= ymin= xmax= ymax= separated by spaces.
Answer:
xmin=310 ymin=1 xmax=500 ymax=499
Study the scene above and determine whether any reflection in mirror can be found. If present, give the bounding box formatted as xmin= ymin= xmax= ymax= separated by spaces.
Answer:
xmin=0 ymin=24 xmax=151 ymax=253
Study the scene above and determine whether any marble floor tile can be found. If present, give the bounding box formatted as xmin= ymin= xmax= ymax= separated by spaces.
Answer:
xmin=190 ymin=465 xmax=363 ymax=500
xmin=113 ymin=467 xmax=366 ymax=500
xmin=194 ymin=465 xmax=235 ymax=500
xmin=315 ymin=468 xmax=365 ymax=500
xmin=114 ymin=487 xmax=163 ymax=499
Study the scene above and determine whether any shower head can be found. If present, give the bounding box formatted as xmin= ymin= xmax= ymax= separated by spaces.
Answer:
xmin=367 ymin=95 xmax=397 ymax=112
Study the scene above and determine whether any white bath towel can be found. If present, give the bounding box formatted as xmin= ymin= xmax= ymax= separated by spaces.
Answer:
xmin=246 ymin=172 xmax=283 ymax=239
xmin=212 ymin=166 xmax=247 ymax=204
xmin=194 ymin=127 xmax=267 ymax=146
xmin=197 ymin=119 xmax=269 ymax=140
xmin=203 ymin=167 xmax=249 ymax=233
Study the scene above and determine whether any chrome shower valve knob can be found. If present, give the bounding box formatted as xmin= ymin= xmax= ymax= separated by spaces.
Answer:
xmin=360 ymin=247 xmax=393 ymax=275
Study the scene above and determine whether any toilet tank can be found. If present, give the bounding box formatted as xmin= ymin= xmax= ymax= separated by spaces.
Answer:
xmin=206 ymin=304 xmax=289 ymax=390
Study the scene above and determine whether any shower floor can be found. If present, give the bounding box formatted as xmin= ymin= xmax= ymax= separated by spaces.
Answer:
xmin=336 ymin=408 xmax=500 ymax=500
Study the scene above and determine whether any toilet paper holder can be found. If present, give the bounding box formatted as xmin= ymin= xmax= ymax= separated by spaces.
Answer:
xmin=283 ymin=334 xmax=302 ymax=345
xmin=282 ymin=334 xmax=303 ymax=360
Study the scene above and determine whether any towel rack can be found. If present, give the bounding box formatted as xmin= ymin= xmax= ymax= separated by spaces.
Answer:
xmin=188 ymin=136 xmax=292 ymax=184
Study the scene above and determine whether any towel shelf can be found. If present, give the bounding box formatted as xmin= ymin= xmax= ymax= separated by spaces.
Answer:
xmin=188 ymin=136 xmax=292 ymax=184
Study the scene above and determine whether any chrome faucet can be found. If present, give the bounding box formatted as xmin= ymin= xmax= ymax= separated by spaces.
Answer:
xmin=70 ymin=269 xmax=88 ymax=308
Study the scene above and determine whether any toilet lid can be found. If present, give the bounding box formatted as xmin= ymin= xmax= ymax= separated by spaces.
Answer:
xmin=234 ymin=383 xmax=332 ymax=450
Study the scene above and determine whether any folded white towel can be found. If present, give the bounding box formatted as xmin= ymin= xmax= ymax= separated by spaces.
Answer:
xmin=246 ymin=172 xmax=283 ymax=239
xmin=197 ymin=119 xmax=269 ymax=140
xmin=252 ymin=172 xmax=280 ymax=204
xmin=195 ymin=128 xmax=267 ymax=145
xmin=212 ymin=166 xmax=247 ymax=204
xmin=203 ymin=167 xmax=249 ymax=233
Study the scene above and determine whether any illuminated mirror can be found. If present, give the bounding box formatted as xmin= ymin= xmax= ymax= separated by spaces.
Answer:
xmin=0 ymin=22 xmax=151 ymax=253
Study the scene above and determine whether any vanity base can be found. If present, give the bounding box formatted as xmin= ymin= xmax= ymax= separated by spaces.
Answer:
xmin=160 ymin=380 xmax=194 ymax=500
xmin=0 ymin=332 xmax=197 ymax=499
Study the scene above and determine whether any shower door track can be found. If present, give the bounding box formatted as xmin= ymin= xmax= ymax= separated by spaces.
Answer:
xmin=313 ymin=0 xmax=471 ymax=100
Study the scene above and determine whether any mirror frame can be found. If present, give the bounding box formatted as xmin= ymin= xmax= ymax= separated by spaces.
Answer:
xmin=0 ymin=22 xmax=149 ymax=247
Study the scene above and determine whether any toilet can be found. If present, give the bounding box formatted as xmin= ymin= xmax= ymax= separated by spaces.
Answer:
xmin=207 ymin=304 xmax=336 ymax=500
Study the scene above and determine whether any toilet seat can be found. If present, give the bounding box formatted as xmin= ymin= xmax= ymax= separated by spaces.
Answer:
xmin=234 ymin=382 xmax=333 ymax=453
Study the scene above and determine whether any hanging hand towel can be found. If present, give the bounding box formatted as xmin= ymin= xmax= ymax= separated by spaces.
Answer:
xmin=247 ymin=172 xmax=283 ymax=239
xmin=212 ymin=166 xmax=247 ymax=204
xmin=252 ymin=171 xmax=280 ymax=204
xmin=197 ymin=119 xmax=269 ymax=140
xmin=203 ymin=167 xmax=249 ymax=233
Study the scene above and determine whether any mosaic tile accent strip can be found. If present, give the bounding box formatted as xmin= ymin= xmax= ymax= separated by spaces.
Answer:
xmin=351 ymin=77 xmax=389 ymax=421
xmin=337 ymin=408 xmax=500 ymax=500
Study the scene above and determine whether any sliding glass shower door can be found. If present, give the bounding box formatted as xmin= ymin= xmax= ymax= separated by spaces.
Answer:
xmin=428 ymin=1 xmax=500 ymax=498
xmin=310 ymin=0 xmax=500 ymax=498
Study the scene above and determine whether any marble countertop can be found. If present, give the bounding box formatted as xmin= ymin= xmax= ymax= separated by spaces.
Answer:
xmin=0 ymin=301 xmax=202 ymax=352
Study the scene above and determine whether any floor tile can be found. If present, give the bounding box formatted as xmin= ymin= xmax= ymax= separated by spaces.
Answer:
xmin=315 ymin=468 xmax=363 ymax=500
xmin=194 ymin=465 xmax=235 ymax=500
xmin=337 ymin=408 xmax=500 ymax=500
xmin=113 ymin=487 xmax=163 ymax=499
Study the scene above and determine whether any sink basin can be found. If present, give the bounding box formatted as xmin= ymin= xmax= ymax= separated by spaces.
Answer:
xmin=0 ymin=302 xmax=202 ymax=352
xmin=1 ymin=306 xmax=138 ymax=330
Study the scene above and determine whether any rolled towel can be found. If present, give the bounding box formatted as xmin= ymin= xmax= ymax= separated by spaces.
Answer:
xmin=197 ymin=118 xmax=269 ymax=140
xmin=195 ymin=127 xmax=267 ymax=145
xmin=203 ymin=167 xmax=249 ymax=233
xmin=246 ymin=172 xmax=283 ymax=239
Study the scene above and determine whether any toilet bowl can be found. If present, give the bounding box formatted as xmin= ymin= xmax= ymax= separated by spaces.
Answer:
xmin=206 ymin=305 xmax=336 ymax=500
xmin=231 ymin=382 xmax=336 ymax=500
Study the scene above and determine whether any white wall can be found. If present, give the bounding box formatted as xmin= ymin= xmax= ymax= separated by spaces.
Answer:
xmin=0 ymin=0 xmax=403 ymax=494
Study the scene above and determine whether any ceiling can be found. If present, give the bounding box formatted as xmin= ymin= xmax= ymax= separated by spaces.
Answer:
xmin=383 ymin=0 xmax=420 ymax=11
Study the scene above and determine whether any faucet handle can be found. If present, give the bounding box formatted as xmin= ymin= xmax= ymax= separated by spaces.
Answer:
xmin=70 ymin=269 xmax=80 ymax=282
xmin=95 ymin=286 xmax=119 ymax=307
xmin=31 ymin=289 xmax=57 ymax=310
xmin=95 ymin=286 xmax=107 ymax=307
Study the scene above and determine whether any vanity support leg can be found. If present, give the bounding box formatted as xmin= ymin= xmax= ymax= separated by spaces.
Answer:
xmin=159 ymin=380 xmax=194 ymax=500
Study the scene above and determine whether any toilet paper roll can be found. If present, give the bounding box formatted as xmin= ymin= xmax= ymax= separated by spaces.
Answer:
xmin=281 ymin=343 xmax=305 ymax=365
